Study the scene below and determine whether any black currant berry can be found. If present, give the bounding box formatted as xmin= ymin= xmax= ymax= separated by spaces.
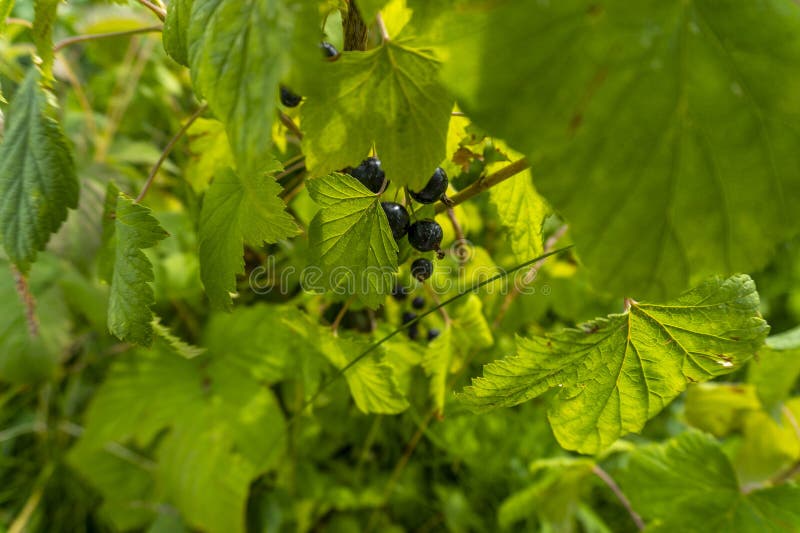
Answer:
xmin=412 ymin=296 xmax=425 ymax=310
xmin=280 ymin=85 xmax=302 ymax=107
xmin=320 ymin=41 xmax=338 ymax=58
xmin=427 ymin=328 xmax=440 ymax=341
xmin=392 ymin=284 xmax=409 ymax=301
xmin=381 ymin=202 xmax=410 ymax=240
xmin=351 ymin=157 xmax=387 ymax=193
xmin=408 ymin=324 xmax=420 ymax=341
xmin=408 ymin=220 xmax=443 ymax=252
xmin=409 ymin=167 xmax=448 ymax=204
xmin=402 ymin=311 xmax=417 ymax=325
xmin=411 ymin=258 xmax=434 ymax=282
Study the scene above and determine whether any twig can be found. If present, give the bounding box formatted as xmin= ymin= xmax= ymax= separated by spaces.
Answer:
xmin=434 ymin=158 xmax=530 ymax=214
xmin=375 ymin=12 xmax=390 ymax=42
xmin=135 ymin=0 xmax=167 ymax=21
xmin=343 ymin=0 xmax=368 ymax=51
xmin=330 ymin=297 xmax=354 ymax=336
xmin=275 ymin=159 xmax=307 ymax=181
xmin=592 ymin=464 xmax=645 ymax=531
xmin=54 ymin=24 xmax=163 ymax=52
xmin=493 ymin=224 xmax=569 ymax=328
xmin=11 ymin=265 xmax=38 ymax=337
xmin=445 ymin=208 xmax=468 ymax=265
xmin=136 ymin=103 xmax=208 ymax=202
xmin=279 ymin=111 xmax=303 ymax=139
xmin=58 ymin=54 xmax=97 ymax=143
xmin=5 ymin=17 xmax=33 ymax=28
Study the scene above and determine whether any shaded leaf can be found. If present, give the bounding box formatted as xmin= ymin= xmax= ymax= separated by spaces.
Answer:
xmin=0 ymin=70 xmax=78 ymax=272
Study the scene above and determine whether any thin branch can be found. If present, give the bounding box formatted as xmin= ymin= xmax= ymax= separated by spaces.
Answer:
xmin=493 ymin=224 xmax=569 ymax=328
xmin=54 ymin=25 xmax=163 ymax=53
xmin=375 ymin=12 xmax=390 ymax=42
xmin=330 ymin=297 xmax=354 ymax=336
xmin=592 ymin=464 xmax=645 ymax=531
xmin=5 ymin=17 xmax=33 ymax=28
xmin=434 ymin=158 xmax=530 ymax=214
xmin=445 ymin=208 xmax=468 ymax=265
xmin=136 ymin=103 xmax=208 ymax=202
xmin=11 ymin=265 xmax=38 ymax=337
xmin=135 ymin=0 xmax=167 ymax=21
xmin=275 ymin=159 xmax=307 ymax=181
xmin=279 ymin=111 xmax=303 ymax=139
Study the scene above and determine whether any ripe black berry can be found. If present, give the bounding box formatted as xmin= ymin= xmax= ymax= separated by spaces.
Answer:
xmin=351 ymin=157 xmax=387 ymax=193
xmin=381 ymin=202 xmax=410 ymax=240
xmin=408 ymin=220 xmax=443 ymax=252
xmin=392 ymin=284 xmax=409 ymax=301
xmin=280 ymin=85 xmax=302 ymax=107
xmin=412 ymin=296 xmax=425 ymax=310
xmin=427 ymin=328 xmax=440 ymax=341
xmin=408 ymin=324 xmax=420 ymax=340
xmin=320 ymin=41 xmax=338 ymax=58
xmin=411 ymin=258 xmax=434 ymax=282
xmin=402 ymin=311 xmax=417 ymax=325
xmin=409 ymin=167 xmax=448 ymax=204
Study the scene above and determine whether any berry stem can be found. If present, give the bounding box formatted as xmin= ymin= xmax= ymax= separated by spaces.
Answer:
xmin=136 ymin=102 xmax=208 ymax=203
xmin=279 ymin=112 xmax=303 ymax=140
xmin=593 ymin=465 xmax=645 ymax=530
xmin=330 ymin=297 xmax=354 ymax=336
xmin=134 ymin=0 xmax=166 ymax=21
xmin=433 ymin=158 xmax=530 ymax=214
xmin=53 ymin=24 xmax=163 ymax=53
xmin=376 ymin=12 xmax=391 ymax=42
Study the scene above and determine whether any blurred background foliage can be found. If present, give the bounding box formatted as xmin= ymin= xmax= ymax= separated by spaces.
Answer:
xmin=0 ymin=1 xmax=799 ymax=532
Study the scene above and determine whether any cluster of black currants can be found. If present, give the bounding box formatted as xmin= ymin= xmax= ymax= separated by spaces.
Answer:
xmin=393 ymin=290 xmax=441 ymax=342
xmin=374 ymin=164 xmax=448 ymax=283
xmin=279 ymin=42 xmax=339 ymax=108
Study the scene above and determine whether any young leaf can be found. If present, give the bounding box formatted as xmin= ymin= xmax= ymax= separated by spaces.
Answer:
xmin=301 ymin=39 xmax=453 ymax=188
xmin=107 ymin=194 xmax=169 ymax=346
xmin=187 ymin=0 xmax=315 ymax=175
xmin=286 ymin=313 xmax=409 ymax=415
xmin=488 ymin=170 xmax=548 ymax=264
xmin=459 ymin=274 xmax=769 ymax=454
xmin=307 ymin=173 xmax=398 ymax=308
xmin=437 ymin=0 xmax=800 ymax=300
xmin=163 ymin=0 xmax=193 ymax=66
xmin=619 ymin=430 xmax=800 ymax=532
xmin=32 ymin=0 xmax=59 ymax=81
xmin=198 ymin=167 xmax=298 ymax=309
xmin=422 ymin=325 xmax=452 ymax=414
xmin=0 ymin=69 xmax=78 ymax=272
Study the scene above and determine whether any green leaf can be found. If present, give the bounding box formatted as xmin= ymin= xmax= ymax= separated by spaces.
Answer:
xmin=198 ymin=167 xmax=298 ymax=309
xmin=184 ymin=118 xmax=234 ymax=193
xmin=0 ymin=255 xmax=69 ymax=383
xmin=459 ymin=274 xmax=769 ymax=454
xmin=353 ymin=0 xmax=388 ymax=25
xmin=0 ymin=69 xmax=78 ymax=272
xmin=499 ymin=457 xmax=594 ymax=530
xmin=307 ymin=172 xmax=398 ymax=308
xmin=163 ymin=0 xmax=193 ymax=66
xmin=286 ymin=313 xmax=409 ymax=414
xmin=437 ymin=0 xmax=800 ymax=299
xmin=301 ymin=39 xmax=453 ymax=188
xmin=748 ymin=325 xmax=800 ymax=411
xmin=78 ymin=346 xmax=286 ymax=533
xmin=32 ymin=0 xmax=59 ymax=81
xmin=152 ymin=317 xmax=205 ymax=359
xmin=422 ymin=325 xmax=452 ymax=414
xmin=684 ymin=383 xmax=761 ymax=437
xmin=488 ymin=170 xmax=548 ymax=264
xmin=619 ymin=430 xmax=800 ymax=532
xmin=0 ymin=0 xmax=15 ymax=33
xmin=187 ymin=0 xmax=315 ymax=175
xmin=107 ymin=194 xmax=169 ymax=346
